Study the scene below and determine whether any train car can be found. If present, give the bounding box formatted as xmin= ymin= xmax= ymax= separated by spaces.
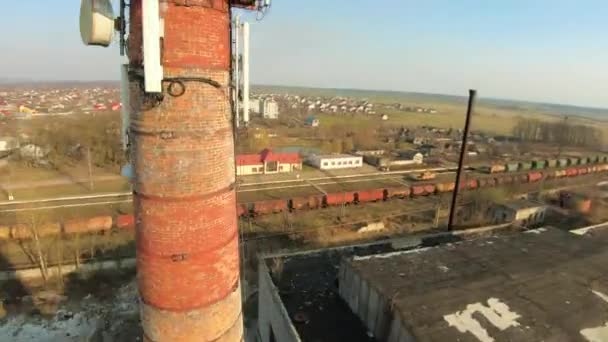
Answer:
xmin=458 ymin=179 xmax=478 ymax=190
xmin=505 ymin=163 xmax=519 ymax=173
xmin=116 ymin=214 xmax=135 ymax=228
xmin=0 ymin=226 xmax=9 ymax=240
xmin=324 ymin=192 xmax=357 ymax=206
xmin=252 ymin=199 xmax=287 ymax=215
xmin=64 ymin=216 xmax=112 ymax=235
xmin=411 ymin=184 xmax=435 ymax=196
xmin=578 ymin=167 xmax=589 ymax=176
xmin=386 ymin=186 xmax=411 ymax=198
xmin=565 ymin=168 xmax=579 ymax=177
xmin=10 ymin=223 xmax=61 ymax=239
xmin=568 ymin=157 xmax=580 ymax=166
xmin=579 ymin=157 xmax=588 ymax=165
xmin=527 ymin=172 xmax=543 ymax=183
xmin=557 ymin=159 xmax=569 ymax=168
xmin=478 ymin=164 xmax=506 ymax=174
xmin=519 ymin=161 xmax=532 ymax=171
xmin=357 ymin=189 xmax=385 ymax=203
xmin=436 ymin=182 xmax=455 ymax=193
xmin=553 ymin=170 xmax=567 ymax=178
xmin=499 ymin=174 xmax=514 ymax=184
xmin=532 ymin=160 xmax=547 ymax=170
xmin=289 ymin=195 xmax=323 ymax=211
xmin=545 ymin=159 xmax=557 ymax=169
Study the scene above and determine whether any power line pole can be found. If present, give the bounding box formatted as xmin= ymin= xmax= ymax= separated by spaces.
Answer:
xmin=87 ymin=147 xmax=94 ymax=191
xmin=448 ymin=89 xmax=477 ymax=231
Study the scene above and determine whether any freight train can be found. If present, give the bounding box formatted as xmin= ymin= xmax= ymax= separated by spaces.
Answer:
xmin=1 ymin=159 xmax=606 ymax=241
xmin=237 ymin=159 xmax=608 ymax=217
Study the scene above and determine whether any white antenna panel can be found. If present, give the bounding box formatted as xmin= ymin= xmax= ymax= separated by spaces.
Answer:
xmin=80 ymin=0 xmax=115 ymax=47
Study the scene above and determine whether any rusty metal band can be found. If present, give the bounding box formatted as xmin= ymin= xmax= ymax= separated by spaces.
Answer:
xmin=129 ymin=125 xmax=231 ymax=140
xmin=140 ymin=278 xmax=240 ymax=314
xmin=133 ymin=183 xmax=235 ymax=202
xmin=137 ymin=227 xmax=238 ymax=260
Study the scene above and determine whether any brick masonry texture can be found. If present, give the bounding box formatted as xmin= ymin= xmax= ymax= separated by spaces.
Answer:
xmin=129 ymin=0 xmax=242 ymax=340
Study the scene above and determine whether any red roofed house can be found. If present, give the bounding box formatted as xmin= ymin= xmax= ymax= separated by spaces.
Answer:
xmin=236 ymin=149 xmax=302 ymax=176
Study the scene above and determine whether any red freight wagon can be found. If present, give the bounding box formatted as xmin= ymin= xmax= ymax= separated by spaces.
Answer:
xmin=578 ymin=168 xmax=588 ymax=175
xmin=116 ymin=214 xmax=135 ymax=228
xmin=289 ymin=197 xmax=310 ymax=210
xmin=253 ymin=199 xmax=287 ymax=215
xmin=566 ymin=168 xmax=578 ymax=177
xmin=527 ymin=172 xmax=543 ymax=183
xmin=324 ymin=192 xmax=356 ymax=206
xmin=411 ymin=185 xmax=426 ymax=196
xmin=387 ymin=186 xmax=411 ymax=198
xmin=424 ymin=184 xmax=437 ymax=194
xmin=357 ymin=189 xmax=385 ymax=203
xmin=289 ymin=195 xmax=323 ymax=210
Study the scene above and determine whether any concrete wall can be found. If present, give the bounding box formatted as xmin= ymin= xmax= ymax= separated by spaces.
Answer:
xmin=339 ymin=259 xmax=415 ymax=342
xmin=257 ymin=260 xmax=301 ymax=342
xmin=236 ymin=164 xmax=264 ymax=176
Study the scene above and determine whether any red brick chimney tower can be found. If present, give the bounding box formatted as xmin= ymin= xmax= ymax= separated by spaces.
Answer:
xmin=128 ymin=0 xmax=242 ymax=340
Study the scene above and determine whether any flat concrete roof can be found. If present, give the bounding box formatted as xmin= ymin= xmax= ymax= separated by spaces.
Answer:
xmin=345 ymin=227 xmax=608 ymax=342
xmin=500 ymin=198 xmax=546 ymax=211
xmin=310 ymin=154 xmax=362 ymax=159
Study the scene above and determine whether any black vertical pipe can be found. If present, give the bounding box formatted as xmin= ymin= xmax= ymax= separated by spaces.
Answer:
xmin=448 ymin=89 xmax=477 ymax=231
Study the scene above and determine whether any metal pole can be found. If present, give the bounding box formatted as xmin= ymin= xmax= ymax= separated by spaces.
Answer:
xmin=242 ymin=21 xmax=250 ymax=125
xmin=448 ymin=89 xmax=477 ymax=231
xmin=87 ymin=147 xmax=94 ymax=191
xmin=234 ymin=15 xmax=240 ymax=128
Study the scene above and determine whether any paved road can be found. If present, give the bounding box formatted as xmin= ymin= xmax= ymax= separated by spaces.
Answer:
xmin=0 ymin=174 xmax=125 ymax=190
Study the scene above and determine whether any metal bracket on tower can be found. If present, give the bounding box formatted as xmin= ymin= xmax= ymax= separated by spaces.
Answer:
xmin=142 ymin=0 xmax=164 ymax=93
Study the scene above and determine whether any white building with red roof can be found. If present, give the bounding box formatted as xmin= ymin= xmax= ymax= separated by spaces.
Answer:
xmin=236 ymin=149 xmax=302 ymax=176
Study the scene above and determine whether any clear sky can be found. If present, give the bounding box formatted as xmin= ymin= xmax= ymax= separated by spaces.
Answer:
xmin=1 ymin=1 xmax=607 ymax=108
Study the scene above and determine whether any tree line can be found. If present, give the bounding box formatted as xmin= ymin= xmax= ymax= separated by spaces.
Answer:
xmin=512 ymin=118 xmax=603 ymax=148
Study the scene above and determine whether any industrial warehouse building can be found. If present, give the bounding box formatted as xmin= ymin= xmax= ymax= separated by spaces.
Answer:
xmin=306 ymin=154 xmax=363 ymax=170
xmin=491 ymin=199 xmax=547 ymax=227
xmin=262 ymin=99 xmax=279 ymax=119
xmin=236 ymin=149 xmax=302 ymax=175
xmin=257 ymin=227 xmax=608 ymax=342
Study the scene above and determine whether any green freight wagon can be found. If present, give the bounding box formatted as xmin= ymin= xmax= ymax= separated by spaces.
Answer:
xmin=558 ymin=159 xmax=569 ymax=168
xmin=505 ymin=162 xmax=519 ymax=172
xmin=546 ymin=159 xmax=557 ymax=168
xmin=519 ymin=161 xmax=532 ymax=171
xmin=532 ymin=160 xmax=547 ymax=169
xmin=568 ymin=157 xmax=580 ymax=166
xmin=579 ymin=157 xmax=588 ymax=165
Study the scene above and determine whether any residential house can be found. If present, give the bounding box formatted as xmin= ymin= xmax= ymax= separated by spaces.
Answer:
xmin=305 ymin=116 xmax=320 ymax=127
xmin=262 ymin=99 xmax=279 ymax=119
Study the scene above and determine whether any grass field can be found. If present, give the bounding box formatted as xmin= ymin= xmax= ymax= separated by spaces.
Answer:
xmin=257 ymin=85 xmax=608 ymax=142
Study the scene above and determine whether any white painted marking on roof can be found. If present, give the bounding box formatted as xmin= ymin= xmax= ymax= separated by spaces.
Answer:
xmin=581 ymin=323 xmax=608 ymax=342
xmin=524 ymin=228 xmax=547 ymax=234
xmin=444 ymin=298 xmax=521 ymax=342
xmin=352 ymin=247 xmax=430 ymax=261
xmin=570 ymin=221 xmax=608 ymax=235
xmin=438 ymin=265 xmax=449 ymax=273
xmin=592 ymin=290 xmax=608 ymax=304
